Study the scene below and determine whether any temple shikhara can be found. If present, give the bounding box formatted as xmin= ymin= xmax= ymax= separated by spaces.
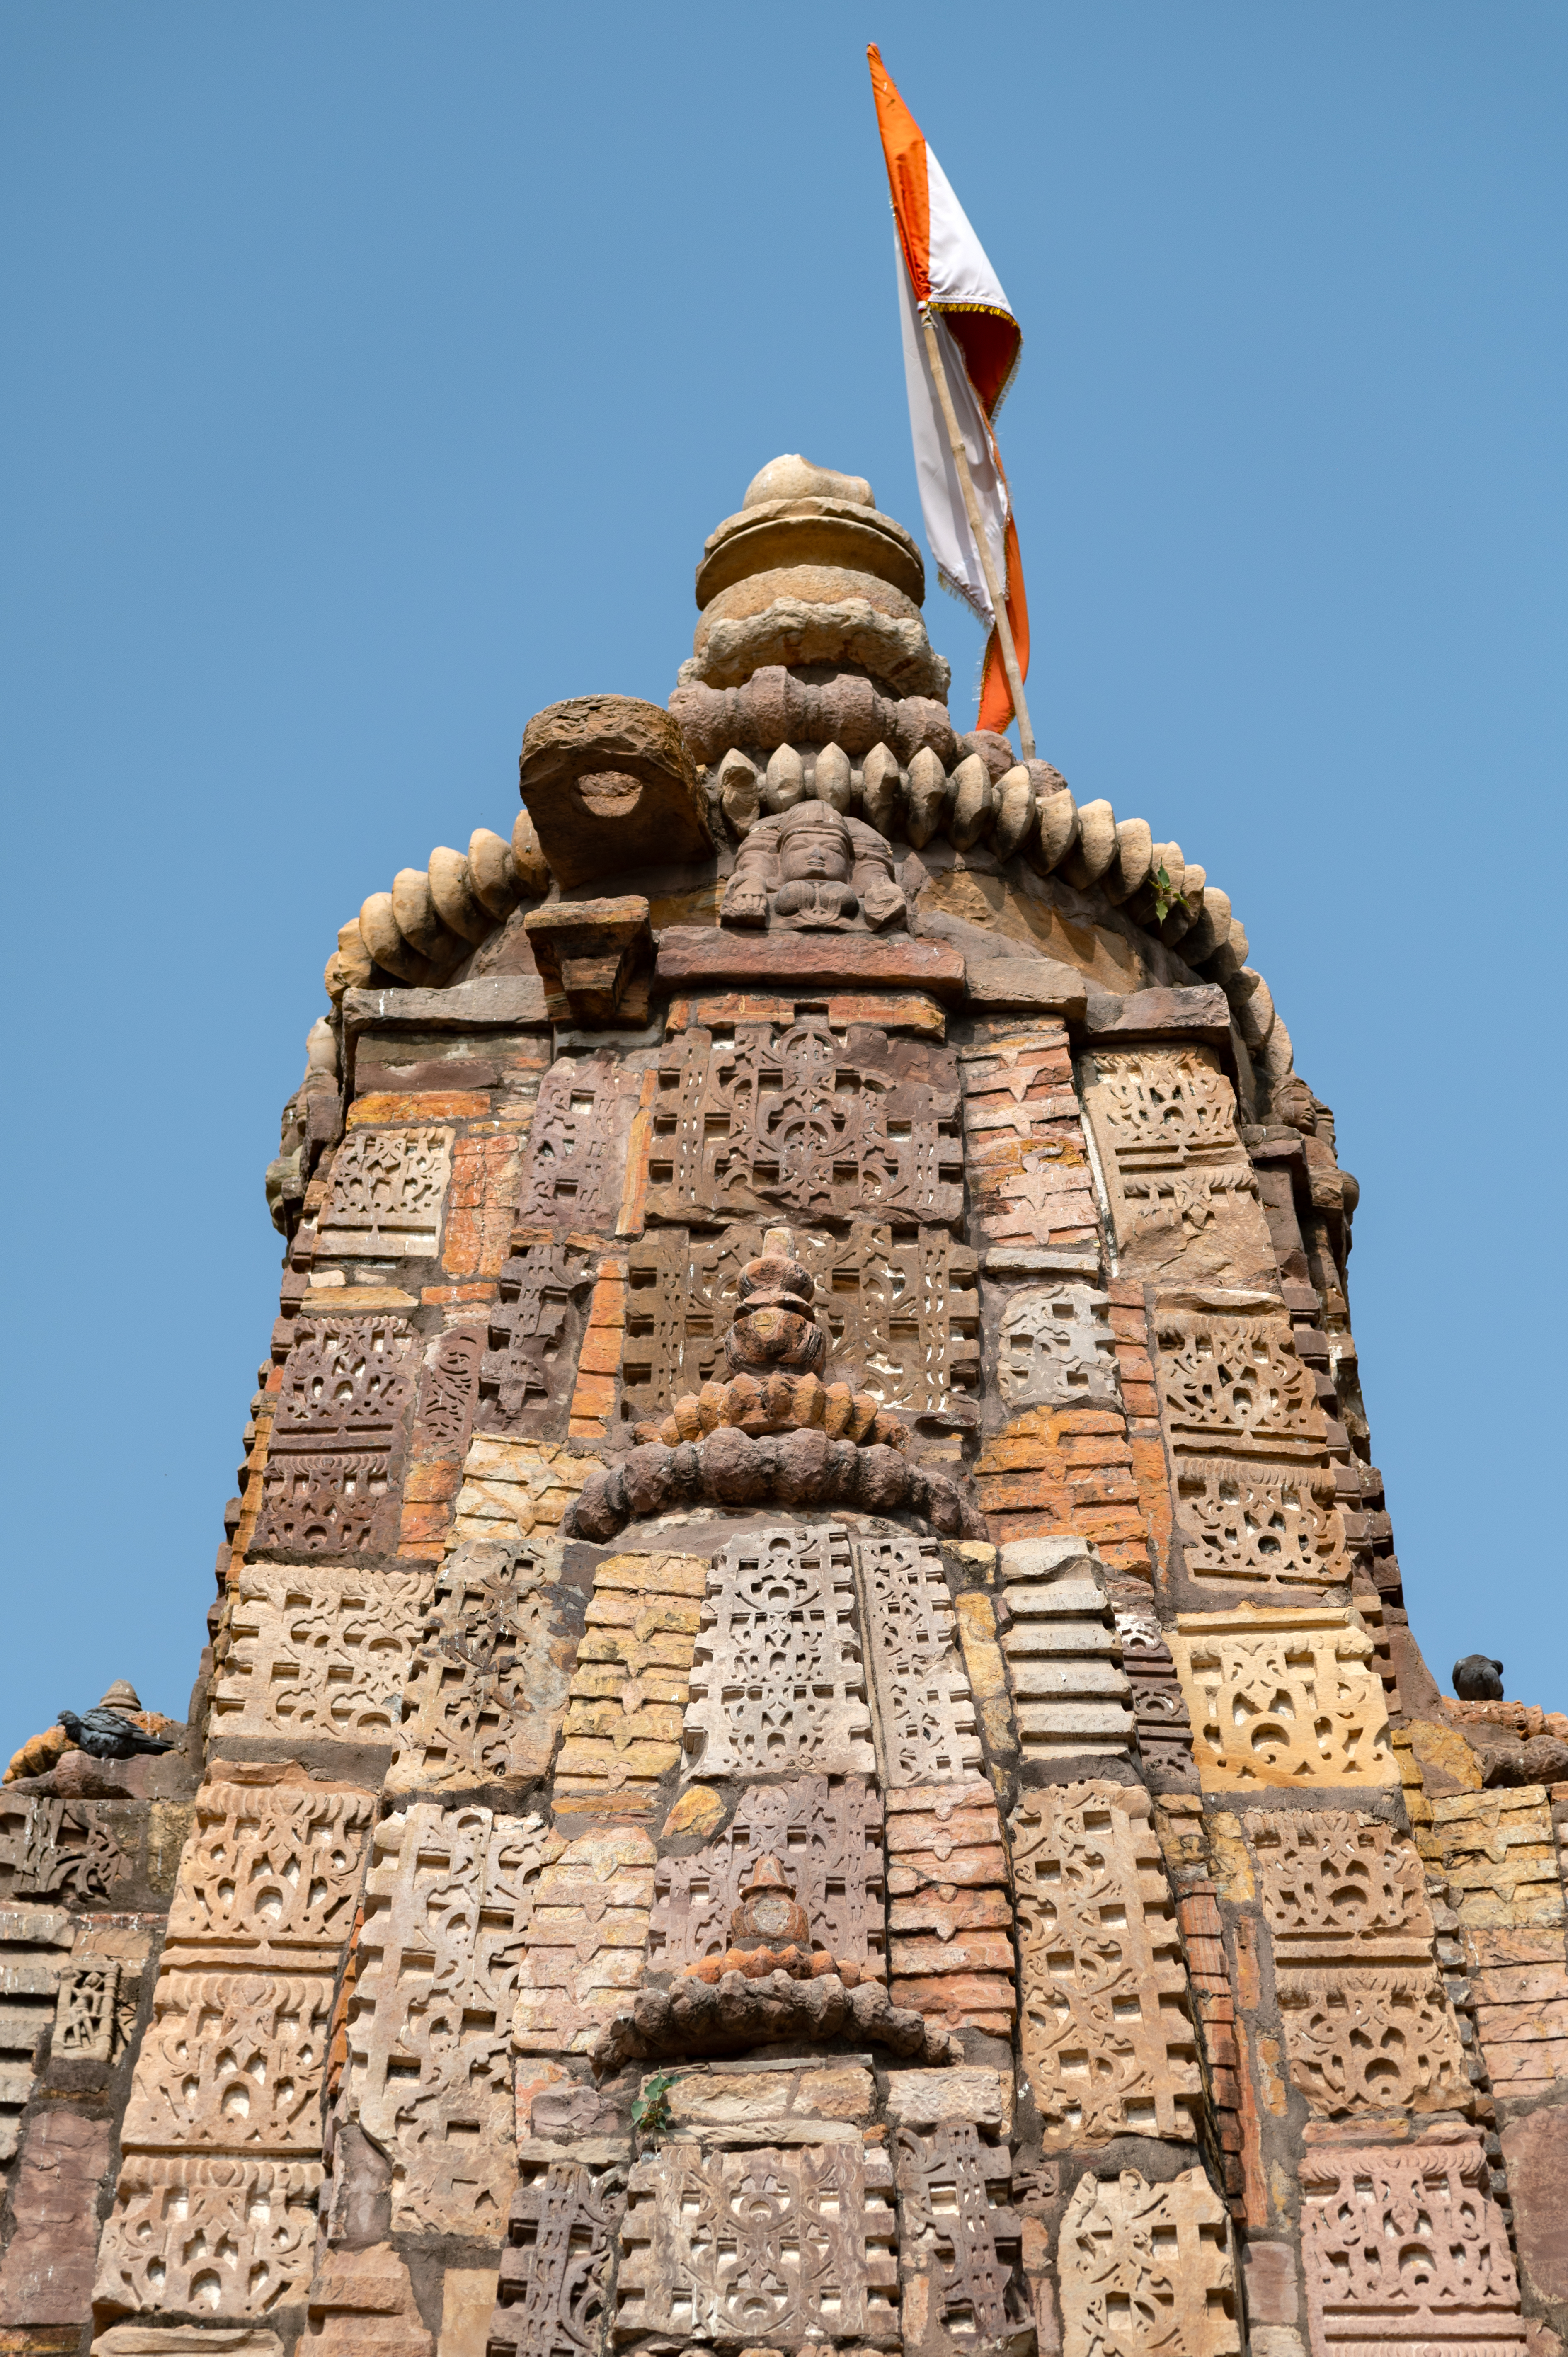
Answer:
xmin=4 ymin=452 xmax=1566 ymax=2357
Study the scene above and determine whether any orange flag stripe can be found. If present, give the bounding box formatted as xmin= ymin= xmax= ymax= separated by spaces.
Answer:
xmin=868 ymin=44 xmax=931 ymax=305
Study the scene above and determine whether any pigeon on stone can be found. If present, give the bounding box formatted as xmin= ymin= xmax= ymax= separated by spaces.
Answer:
xmin=56 ymin=1708 xmax=175 ymax=1760
xmin=1453 ymin=1656 xmax=1505 ymax=1702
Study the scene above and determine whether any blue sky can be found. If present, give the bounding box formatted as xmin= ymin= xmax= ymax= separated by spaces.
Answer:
xmin=2 ymin=1 xmax=1563 ymax=1744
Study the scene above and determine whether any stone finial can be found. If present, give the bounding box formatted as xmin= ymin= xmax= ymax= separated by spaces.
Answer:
xmin=743 ymin=454 xmax=875 ymax=509
xmin=97 ymin=1681 xmax=143 ymax=1712
xmin=723 ymin=1246 xmax=825 ymax=1376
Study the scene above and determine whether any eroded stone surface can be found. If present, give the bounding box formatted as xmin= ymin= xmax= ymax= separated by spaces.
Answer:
xmin=346 ymin=1802 xmax=560 ymax=2234
xmin=1080 ymin=1044 xmax=1274 ymax=1288
xmin=512 ymin=1829 xmax=657 ymax=2054
xmin=998 ymin=1283 xmax=1120 ymax=1409
xmin=315 ymin=1125 xmax=454 ymax=1258
xmin=1056 ymin=2165 xmax=1239 ymax=2357
xmin=95 ymin=2159 xmax=322 ymax=2319
xmin=164 ymin=1780 xmax=376 ymax=1959
xmin=893 ymin=2113 xmax=1027 ymax=2357
xmin=387 ymin=1538 xmax=575 ymax=1794
xmin=886 ymin=1780 xmax=1015 ymax=2034
xmin=855 ymin=1533 xmax=981 ymax=1789
xmin=0 ymin=2106 xmax=112 ymax=2324
xmin=555 ymin=1551 xmax=706 ymax=1813
xmin=1011 ymin=1781 xmax=1201 ymax=2144
xmin=959 ymin=1027 xmax=1097 ymax=1255
xmin=254 ymin=1317 xmax=418 ymax=1555
xmin=489 ymin=2159 xmax=626 ymax=2357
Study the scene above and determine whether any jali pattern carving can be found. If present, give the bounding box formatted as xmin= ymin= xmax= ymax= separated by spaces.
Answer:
xmin=165 ymin=1781 xmax=374 ymax=1959
xmin=616 ymin=2138 xmax=901 ymax=2347
xmin=479 ymin=1232 xmax=594 ymax=1428
xmin=684 ymin=1526 xmax=875 ymax=1781
xmin=513 ymin=1055 xmax=640 ymax=1232
xmin=998 ymin=1283 xmax=1120 ymax=1407
xmin=1298 ymin=2141 xmax=1527 ymax=2355
xmin=854 ymin=1533 xmax=982 ymax=1789
xmin=894 ymin=2118 xmax=1026 ymax=2350
xmin=1011 ymin=1781 xmax=1202 ymax=2145
xmin=649 ymin=1777 xmax=886 ymax=1976
xmin=621 ymin=1220 xmax=979 ymax=1428
xmin=315 ymin=1124 xmax=454 ymax=1257
xmin=120 ymin=1971 xmax=336 ymax=2151
xmin=387 ymin=1537 xmax=575 ymax=1793
xmin=1170 ymin=1607 xmax=1398 ymax=1790
xmin=1056 ymin=2164 xmax=1239 ymax=2357
xmin=1156 ymin=1307 xmax=1347 ymax=1588
xmin=209 ymin=1566 xmax=430 ymax=1739
xmin=347 ymin=1801 xmax=561 ymax=2234
xmin=93 ymin=2156 xmax=323 ymax=2318
xmin=1079 ymin=1044 xmax=1273 ymax=1287
xmin=252 ymin=1316 xmax=417 ymax=1554
xmin=489 ymin=2158 xmax=627 ymax=2357
xmin=644 ymin=1019 xmax=963 ymax=1228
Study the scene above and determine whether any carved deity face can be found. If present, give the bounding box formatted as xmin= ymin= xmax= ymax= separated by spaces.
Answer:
xmin=777 ymin=810 xmax=853 ymax=885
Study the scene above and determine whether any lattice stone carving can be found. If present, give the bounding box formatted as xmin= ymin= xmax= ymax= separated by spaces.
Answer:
xmin=1056 ymin=2165 xmax=1239 ymax=2357
xmin=1079 ymin=1044 xmax=1274 ymax=1288
xmin=121 ymin=1971 xmax=335 ymax=2151
xmin=1170 ymin=1607 xmax=1399 ymax=1790
xmin=387 ymin=1537 xmax=576 ymax=1794
xmin=683 ymin=1526 xmax=875 ymax=1781
xmin=958 ymin=1027 xmax=1098 ymax=1253
xmin=1250 ymin=1811 xmax=1439 ymax=1966
xmin=346 ymin=1802 xmax=560 ymax=2234
xmin=1011 ymin=1781 xmax=1202 ymax=2145
xmin=253 ymin=1317 xmax=417 ymax=1555
xmin=644 ymin=1019 xmax=963 ymax=1228
xmin=93 ymin=2156 xmax=323 ymax=2319
xmin=1276 ymin=1971 xmax=1470 ymax=2117
xmin=513 ymin=1055 xmax=640 ymax=1232
xmin=893 ymin=2118 xmax=1026 ymax=2350
xmin=0 ymin=1796 xmax=124 ymax=1905
xmin=1156 ymin=1307 xmax=1347 ymax=1588
xmin=998 ymin=1283 xmax=1120 ymax=1408
xmin=512 ymin=1828 xmax=657 ymax=2055
xmin=854 ymin=1533 xmax=982 ymax=1789
xmin=621 ymin=1222 xmax=979 ymax=1428
xmin=1299 ymin=2141 xmax=1528 ymax=2356
xmin=417 ymin=1326 xmax=484 ymax=1456
xmin=210 ymin=1566 xmax=430 ymax=1739
xmin=489 ymin=2158 xmax=627 ymax=2357
xmin=315 ymin=1124 xmax=454 ymax=1257
xmin=478 ymin=1232 xmax=594 ymax=1428
xmin=164 ymin=1781 xmax=375 ymax=1961
xmin=616 ymin=2138 xmax=901 ymax=2347
xmin=649 ymin=1777 xmax=886 ymax=1976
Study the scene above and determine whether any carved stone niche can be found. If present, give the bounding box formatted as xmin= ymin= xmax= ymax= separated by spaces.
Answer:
xmin=720 ymin=802 xmax=910 ymax=932
xmin=518 ymin=693 xmax=713 ymax=888
xmin=649 ymin=1776 xmax=886 ymax=1980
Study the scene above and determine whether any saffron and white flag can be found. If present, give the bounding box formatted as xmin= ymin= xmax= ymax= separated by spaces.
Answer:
xmin=868 ymin=45 xmax=1029 ymax=736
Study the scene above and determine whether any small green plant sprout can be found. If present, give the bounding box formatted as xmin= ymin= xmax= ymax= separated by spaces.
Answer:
xmin=632 ymin=2071 xmax=679 ymax=2141
xmin=1148 ymin=863 xmax=1174 ymax=924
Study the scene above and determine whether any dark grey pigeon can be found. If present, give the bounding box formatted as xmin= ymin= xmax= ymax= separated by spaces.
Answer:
xmin=57 ymin=1708 xmax=176 ymax=1760
xmin=1452 ymin=1656 xmax=1505 ymax=1702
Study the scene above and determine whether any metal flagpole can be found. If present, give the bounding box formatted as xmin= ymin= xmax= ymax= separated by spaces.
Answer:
xmin=919 ymin=308 xmax=1036 ymax=760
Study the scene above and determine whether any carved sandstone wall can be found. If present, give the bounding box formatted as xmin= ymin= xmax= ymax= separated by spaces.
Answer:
xmin=1 ymin=451 xmax=1563 ymax=2357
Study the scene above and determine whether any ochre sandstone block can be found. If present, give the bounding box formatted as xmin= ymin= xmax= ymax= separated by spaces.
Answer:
xmin=211 ymin=1567 xmax=430 ymax=1740
xmin=1170 ymin=1607 xmax=1398 ymax=1789
xmin=1056 ymin=2164 xmax=1239 ymax=2357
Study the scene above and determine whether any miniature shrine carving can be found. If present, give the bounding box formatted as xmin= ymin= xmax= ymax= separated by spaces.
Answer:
xmin=253 ymin=1317 xmax=417 ymax=1554
xmin=645 ymin=1020 xmax=963 ymax=1227
xmin=683 ymin=1526 xmax=875 ymax=1780
xmin=1011 ymin=1782 xmax=1202 ymax=2144
xmin=720 ymin=802 xmax=909 ymax=931
xmin=209 ymin=1566 xmax=430 ymax=1738
xmin=315 ymin=1125 xmax=453 ymax=1258
xmin=649 ymin=1776 xmax=885 ymax=1976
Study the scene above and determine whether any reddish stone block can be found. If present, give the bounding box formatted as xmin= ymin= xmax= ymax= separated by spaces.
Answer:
xmin=0 ymin=2110 xmax=112 ymax=2325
